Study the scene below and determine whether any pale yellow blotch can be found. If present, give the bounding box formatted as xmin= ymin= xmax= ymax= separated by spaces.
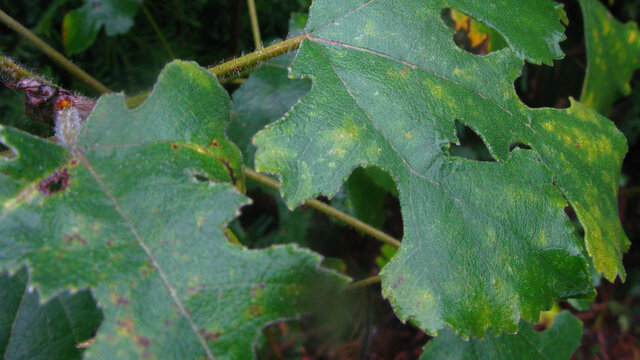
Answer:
xmin=404 ymin=131 xmax=414 ymax=139
xmin=629 ymin=31 xmax=637 ymax=43
xmin=485 ymin=227 xmax=497 ymax=244
xmin=197 ymin=215 xmax=205 ymax=227
xmin=429 ymin=83 xmax=445 ymax=99
xmin=602 ymin=21 xmax=611 ymax=35
xmin=543 ymin=122 xmax=554 ymax=131
xmin=453 ymin=68 xmax=462 ymax=76
xmin=583 ymin=92 xmax=596 ymax=107
xmin=329 ymin=162 xmax=336 ymax=168
xmin=364 ymin=20 xmax=376 ymax=37
xmin=538 ymin=232 xmax=547 ymax=246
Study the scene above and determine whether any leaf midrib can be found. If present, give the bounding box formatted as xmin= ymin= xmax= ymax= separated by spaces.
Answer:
xmin=75 ymin=150 xmax=216 ymax=360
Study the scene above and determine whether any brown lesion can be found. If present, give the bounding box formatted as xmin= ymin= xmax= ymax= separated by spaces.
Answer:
xmin=38 ymin=168 xmax=71 ymax=195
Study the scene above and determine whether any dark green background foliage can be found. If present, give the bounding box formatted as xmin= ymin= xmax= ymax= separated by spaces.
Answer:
xmin=1 ymin=0 xmax=640 ymax=359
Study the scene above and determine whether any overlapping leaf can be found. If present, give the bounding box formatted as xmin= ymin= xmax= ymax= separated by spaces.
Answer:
xmin=0 ymin=268 xmax=102 ymax=360
xmin=0 ymin=61 xmax=347 ymax=359
xmin=253 ymin=0 xmax=628 ymax=337
xmin=579 ymin=0 xmax=640 ymax=114
xmin=63 ymin=0 xmax=141 ymax=55
xmin=421 ymin=311 xmax=583 ymax=360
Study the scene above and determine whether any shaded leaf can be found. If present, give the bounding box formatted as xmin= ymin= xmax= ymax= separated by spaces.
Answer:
xmin=420 ymin=311 xmax=583 ymax=360
xmin=579 ymin=0 xmax=640 ymax=114
xmin=62 ymin=0 xmax=141 ymax=55
xmin=0 ymin=61 xmax=347 ymax=359
xmin=254 ymin=0 xmax=626 ymax=337
xmin=0 ymin=267 xmax=102 ymax=360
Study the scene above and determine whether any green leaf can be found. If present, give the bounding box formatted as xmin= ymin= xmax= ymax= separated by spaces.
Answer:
xmin=420 ymin=311 xmax=583 ymax=360
xmin=0 ymin=61 xmax=347 ymax=359
xmin=253 ymin=0 xmax=627 ymax=337
xmin=229 ymin=64 xmax=311 ymax=166
xmin=62 ymin=0 xmax=141 ymax=55
xmin=332 ymin=167 xmax=389 ymax=229
xmin=579 ymin=0 xmax=640 ymax=114
xmin=0 ymin=267 xmax=102 ymax=360
xmin=229 ymin=13 xmax=311 ymax=167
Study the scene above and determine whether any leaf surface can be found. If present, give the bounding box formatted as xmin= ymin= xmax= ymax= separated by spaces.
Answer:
xmin=579 ymin=0 xmax=640 ymax=114
xmin=420 ymin=311 xmax=583 ymax=360
xmin=63 ymin=0 xmax=141 ymax=55
xmin=0 ymin=61 xmax=347 ymax=359
xmin=254 ymin=0 xmax=627 ymax=336
xmin=0 ymin=268 xmax=102 ymax=360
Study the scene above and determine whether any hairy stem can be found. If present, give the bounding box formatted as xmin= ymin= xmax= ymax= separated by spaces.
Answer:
xmin=244 ymin=167 xmax=402 ymax=248
xmin=0 ymin=8 xmax=111 ymax=94
xmin=247 ymin=0 xmax=263 ymax=50
xmin=208 ymin=35 xmax=306 ymax=78
xmin=0 ymin=17 xmax=394 ymax=253
xmin=141 ymin=3 xmax=176 ymax=59
xmin=0 ymin=56 xmax=42 ymax=81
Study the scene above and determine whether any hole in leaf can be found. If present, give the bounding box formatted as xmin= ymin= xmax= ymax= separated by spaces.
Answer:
xmin=0 ymin=143 xmax=16 ymax=159
xmin=449 ymin=120 xmax=495 ymax=162
xmin=441 ymin=8 xmax=507 ymax=56
xmin=193 ymin=173 xmax=211 ymax=183
xmin=514 ymin=1 xmax=585 ymax=109
xmin=508 ymin=142 xmax=532 ymax=152
xmin=39 ymin=168 xmax=71 ymax=195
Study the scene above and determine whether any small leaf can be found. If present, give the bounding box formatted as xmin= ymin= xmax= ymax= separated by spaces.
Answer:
xmin=421 ymin=311 xmax=583 ymax=360
xmin=62 ymin=0 xmax=142 ymax=55
xmin=0 ymin=267 xmax=103 ymax=360
xmin=579 ymin=0 xmax=640 ymax=114
xmin=0 ymin=61 xmax=347 ymax=359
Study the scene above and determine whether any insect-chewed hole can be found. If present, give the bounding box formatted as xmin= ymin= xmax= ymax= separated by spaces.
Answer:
xmin=0 ymin=143 xmax=16 ymax=159
xmin=508 ymin=142 xmax=532 ymax=152
xmin=39 ymin=168 xmax=71 ymax=195
xmin=449 ymin=120 xmax=495 ymax=162
xmin=440 ymin=8 xmax=506 ymax=56
xmin=192 ymin=173 xmax=212 ymax=183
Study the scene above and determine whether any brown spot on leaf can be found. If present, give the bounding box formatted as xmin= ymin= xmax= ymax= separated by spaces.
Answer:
xmin=210 ymin=139 xmax=219 ymax=147
xmin=392 ymin=277 xmax=404 ymax=290
xmin=107 ymin=238 xmax=113 ymax=247
xmin=116 ymin=318 xmax=134 ymax=334
xmin=111 ymin=293 xmax=130 ymax=306
xmin=217 ymin=158 xmax=236 ymax=184
xmin=246 ymin=305 xmax=264 ymax=317
xmin=402 ymin=67 xmax=410 ymax=74
xmin=136 ymin=336 xmax=152 ymax=348
xmin=39 ymin=168 xmax=71 ymax=195
xmin=63 ymin=233 xmax=87 ymax=245
xmin=171 ymin=144 xmax=179 ymax=150
xmin=70 ymin=159 xmax=78 ymax=166
xmin=200 ymin=328 xmax=221 ymax=341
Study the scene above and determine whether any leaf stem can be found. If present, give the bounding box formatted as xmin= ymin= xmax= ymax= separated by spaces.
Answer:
xmin=140 ymin=3 xmax=176 ymax=59
xmin=244 ymin=167 xmax=402 ymax=248
xmin=346 ymin=275 xmax=381 ymax=290
xmin=620 ymin=186 xmax=640 ymax=197
xmin=208 ymin=35 xmax=306 ymax=78
xmin=0 ymin=56 xmax=42 ymax=81
xmin=0 ymin=8 xmax=111 ymax=94
xmin=246 ymin=0 xmax=263 ymax=50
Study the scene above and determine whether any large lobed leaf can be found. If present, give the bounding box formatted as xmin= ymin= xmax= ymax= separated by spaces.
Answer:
xmin=253 ymin=0 xmax=628 ymax=337
xmin=579 ymin=0 xmax=640 ymax=114
xmin=0 ymin=61 xmax=347 ymax=359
